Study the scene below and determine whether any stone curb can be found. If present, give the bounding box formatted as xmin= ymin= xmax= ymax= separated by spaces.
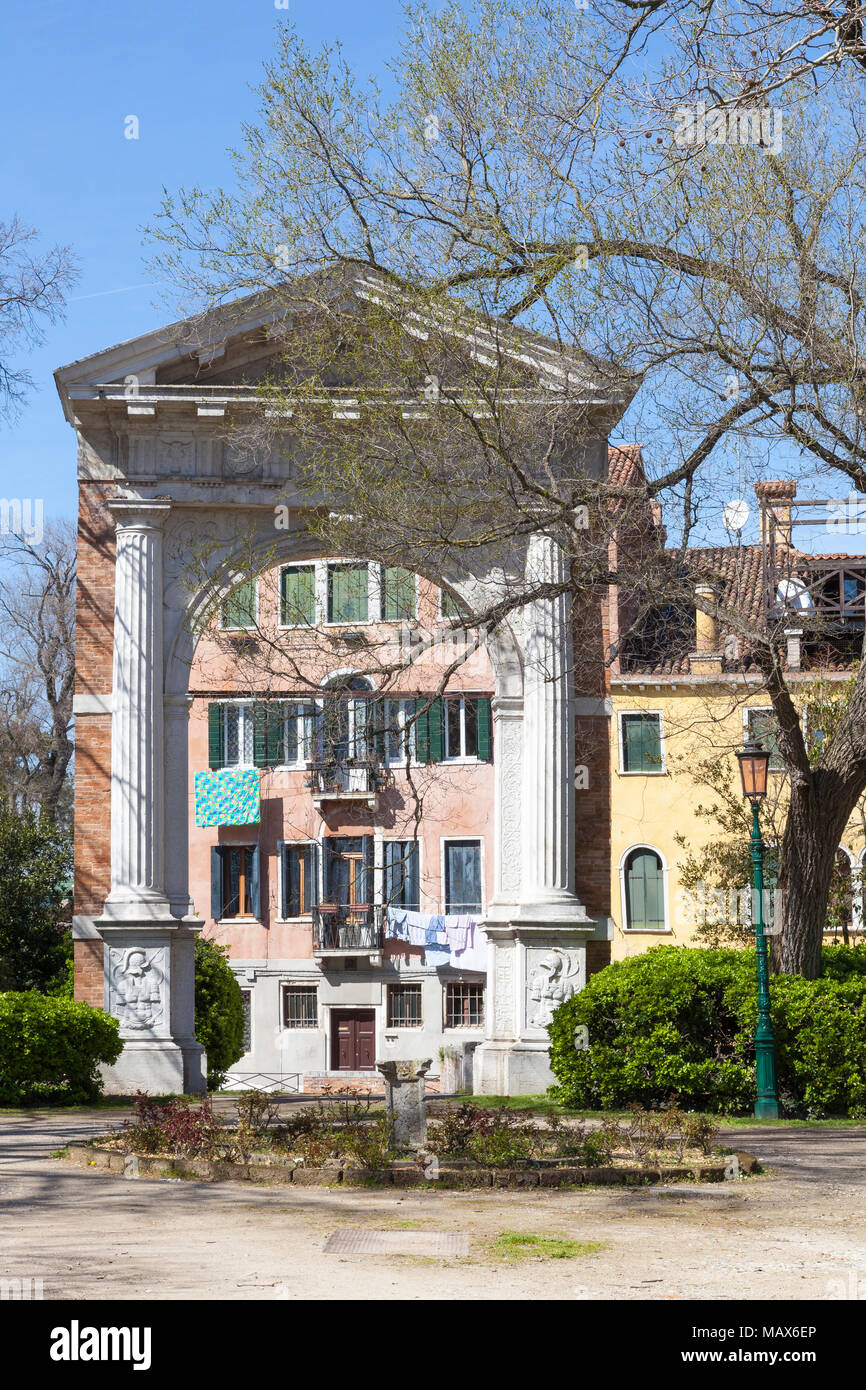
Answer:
xmin=61 ymin=1142 xmax=758 ymax=1187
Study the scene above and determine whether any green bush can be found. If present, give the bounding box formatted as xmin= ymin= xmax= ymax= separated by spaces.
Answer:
xmin=0 ymin=810 xmax=72 ymax=993
xmin=548 ymin=945 xmax=866 ymax=1117
xmin=194 ymin=937 xmax=246 ymax=1091
xmin=0 ymin=991 xmax=122 ymax=1105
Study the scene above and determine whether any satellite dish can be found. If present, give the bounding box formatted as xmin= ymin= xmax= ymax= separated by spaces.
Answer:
xmin=776 ymin=577 xmax=813 ymax=612
xmin=723 ymin=498 xmax=750 ymax=532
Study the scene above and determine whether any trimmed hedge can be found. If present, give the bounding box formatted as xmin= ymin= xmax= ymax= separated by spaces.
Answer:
xmin=0 ymin=991 xmax=122 ymax=1105
xmin=548 ymin=945 xmax=866 ymax=1117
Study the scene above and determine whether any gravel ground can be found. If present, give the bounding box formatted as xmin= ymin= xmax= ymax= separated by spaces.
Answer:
xmin=2 ymin=1107 xmax=865 ymax=1301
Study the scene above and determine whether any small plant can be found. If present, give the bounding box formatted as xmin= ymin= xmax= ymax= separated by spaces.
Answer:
xmin=489 ymin=1231 xmax=604 ymax=1261
xmin=233 ymin=1089 xmax=278 ymax=1159
xmin=342 ymin=1113 xmax=395 ymax=1169
xmin=575 ymin=1127 xmax=616 ymax=1167
xmin=119 ymin=1092 xmax=223 ymax=1158
xmin=682 ymin=1113 xmax=721 ymax=1157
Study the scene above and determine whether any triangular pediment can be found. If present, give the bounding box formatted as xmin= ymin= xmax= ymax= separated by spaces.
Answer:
xmin=55 ymin=268 xmax=637 ymax=423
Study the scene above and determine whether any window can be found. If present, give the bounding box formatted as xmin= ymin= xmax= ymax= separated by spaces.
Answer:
xmin=439 ymin=587 xmax=461 ymax=619
xmin=444 ymin=840 xmax=482 ymax=914
xmin=283 ymin=984 xmax=318 ymax=1028
xmin=221 ymin=579 xmax=257 ymax=630
xmin=211 ymin=845 xmax=261 ymax=920
xmin=623 ymin=847 xmax=665 ymax=930
xmin=222 ymin=703 xmax=254 ymax=767
xmin=444 ymin=982 xmax=484 ymax=1028
xmin=384 ymin=840 xmax=420 ymax=911
xmin=382 ymin=566 xmax=416 ymax=621
xmin=327 ymin=564 xmax=369 ymax=624
xmin=322 ymin=683 xmax=373 ymax=763
xmin=384 ymin=698 xmax=416 ymax=764
xmin=283 ymin=701 xmax=317 ymax=765
xmin=388 ymin=982 xmax=423 ymax=1027
xmin=746 ymin=709 xmax=784 ymax=771
xmin=620 ymin=712 xmax=664 ymax=773
xmin=445 ymin=695 xmax=484 ymax=759
xmin=281 ymin=842 xmax=319 ymax=918
xmin=240 ymin=989 xmax=252 ymax=1052
xmin=281 ymin=565 xmax=316 ymax=626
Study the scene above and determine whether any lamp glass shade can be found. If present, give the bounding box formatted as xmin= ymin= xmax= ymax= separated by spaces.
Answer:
xmin=736 ymin=740 xmax=770 ymax=800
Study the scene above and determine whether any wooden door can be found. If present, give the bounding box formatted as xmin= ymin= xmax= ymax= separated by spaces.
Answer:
xmin=332 ymin=1010 xmax=376 ymax=1070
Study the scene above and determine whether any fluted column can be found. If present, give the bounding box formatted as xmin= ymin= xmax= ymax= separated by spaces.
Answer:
xmin=520 ymin=530 xmax=585 ymax=917
xmin=103 ymin=499 xmax=172 ymax=919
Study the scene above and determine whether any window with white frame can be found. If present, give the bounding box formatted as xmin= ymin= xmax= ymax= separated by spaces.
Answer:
xmin=282 ymin=701 xmax=318 ymax=765
xmin=444 ymin=981 xmax=484 ymax=1028
xmin=223 ymin=702 xmax=254 ymax=767
xmin=384 ymin=698 xmax=416 ymax=764
xmin=327 ymin=563 xmax=369 ymax=624
xmin=444 ymin=695 xmax=480 ymax=759
xmin=622 ymin=847 xmax=666 ymax=930
xmin=444 ymin=840 xmax=483 ymax=914
xmin=382 ymin=566 xmax=416 ymax=621
xmin=619 ymin=712 xmax=664 ymax=774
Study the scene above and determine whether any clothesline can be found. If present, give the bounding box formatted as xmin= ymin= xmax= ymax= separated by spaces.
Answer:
xmin=384 ymin=908 xmax=488 ymax=970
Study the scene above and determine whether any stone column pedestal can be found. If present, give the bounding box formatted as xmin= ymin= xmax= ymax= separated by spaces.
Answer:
xmin=376 ymin=1058 xmax=431 ymax=1149
xmin=476 ymin=530 xmax=595 ymax=1095
xmin=96 ymin=498 xmax=205 ymax=1096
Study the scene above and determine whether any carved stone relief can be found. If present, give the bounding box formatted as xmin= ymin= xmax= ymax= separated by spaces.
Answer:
xmin=108 ymin=946 xmax=167 ymax=1035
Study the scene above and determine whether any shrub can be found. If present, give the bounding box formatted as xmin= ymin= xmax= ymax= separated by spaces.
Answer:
xmin=119 ymin=1093 xmax=223 ymax=1157
xmin=194 ymin=937 xmax=245 ymax=1091
xmin=0 ymin=991 xmax=121 ymax=1105
xmin=548 ymin=945 xmax=866 ymax=1117
xmin=0 ymin=811 xmax=72 ymax=993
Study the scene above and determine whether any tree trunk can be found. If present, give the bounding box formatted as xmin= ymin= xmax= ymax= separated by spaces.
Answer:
xmin=774 ymin=774 xmax=853 ymax=978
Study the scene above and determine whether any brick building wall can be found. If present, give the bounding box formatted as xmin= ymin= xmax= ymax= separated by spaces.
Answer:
xmin=73 ymin=483 xmax=115 ymax=1003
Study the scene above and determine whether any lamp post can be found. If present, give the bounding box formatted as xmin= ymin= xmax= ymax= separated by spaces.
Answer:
xmin=735 ymin=739 xmax=780 ymax=1120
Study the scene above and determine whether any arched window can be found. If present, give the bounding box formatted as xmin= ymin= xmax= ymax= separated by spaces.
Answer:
xmin=623 ymin=847 xmax=666 ymax=931
xmin=321 ymin=673 xmax=374 ymax=763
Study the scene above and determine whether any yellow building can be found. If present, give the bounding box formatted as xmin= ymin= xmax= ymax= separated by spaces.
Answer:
xmin=607 ymin=479 xmax=865 ymax=960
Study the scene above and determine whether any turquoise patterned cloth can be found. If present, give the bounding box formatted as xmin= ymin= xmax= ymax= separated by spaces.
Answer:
xmin=194 ymin=769 xmax=261 ymax=827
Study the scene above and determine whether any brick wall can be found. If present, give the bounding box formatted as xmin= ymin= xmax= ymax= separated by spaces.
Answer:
xmin=73 ymin=939 xmax=104 ymax=1007
xmin=74 ymin=483 xmax=115 ymax=994
xmin=586 ymin=940 xmax=612 ymax=979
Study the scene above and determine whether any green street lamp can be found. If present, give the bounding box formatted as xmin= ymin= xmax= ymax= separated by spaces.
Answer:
xmin=735 ymin=739 xmax=780 ymax=1120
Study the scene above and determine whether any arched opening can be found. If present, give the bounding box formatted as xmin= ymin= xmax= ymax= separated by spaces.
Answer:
xmin=621 ymin=846 xmax=666 ymax=931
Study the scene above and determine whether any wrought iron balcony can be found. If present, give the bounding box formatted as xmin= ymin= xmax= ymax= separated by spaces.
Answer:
xmin=312 ymin=903 xmax=384 ymax=960
xmin=307 ymin=759 xmax=381 ymax=810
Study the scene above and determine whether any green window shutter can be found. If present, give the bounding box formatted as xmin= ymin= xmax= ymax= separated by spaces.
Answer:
xmin=266 ymin=701 xmax=286 ymax=766
xmin=623 ymin=714 xmax=661 ymax=772
xmin=253 ymin=703 xmax=269 ymax=768
xmin=281 ymin=566 xmax=316 ymax=625
xmin=328 ymin=564 xmax=368 ymax=623
xmin=477 ymin=697 xmax=492 ymax=761
xmin=210 ymin=847 xmax=224 ymax=920
xmin=383 ymin=566 xmax=416 ymax=620
xmin=428 ymin=698 xmax=444 ymax=762
xmin=626 ymin=850 xmax=664 ymax=929
xmin=415 ymin=704 xmax=430 ymax=763
xmin=222 ymin=579 xmax=257 ymax=630
xmin=208 ymin=704 xmax=224 ymax=770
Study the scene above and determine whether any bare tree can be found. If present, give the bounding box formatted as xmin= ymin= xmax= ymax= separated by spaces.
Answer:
xmin=0 ymin=216 xmax=78 ymax=422
xmin=0 ymin=522 xmax=75 ymax=826
xmin=148 ymin=2 xmax=866 ymax=975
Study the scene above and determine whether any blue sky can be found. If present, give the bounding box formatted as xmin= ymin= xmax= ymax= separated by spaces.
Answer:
xmin=0 ymin=0 xmax=858 ymax=555
xmin=0 ymin=0 xmax=404 ymax=520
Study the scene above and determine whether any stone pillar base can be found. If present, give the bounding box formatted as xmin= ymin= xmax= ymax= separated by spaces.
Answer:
xmin=100 ymin=1039 xmax=206 ymax=1096
xmin=474 ymin=1039 xmax=557 ymax=1096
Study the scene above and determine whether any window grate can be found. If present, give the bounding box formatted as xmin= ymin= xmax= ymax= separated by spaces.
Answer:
xmin=388 ymin=983 xmax=423 ymax=1027
xmin=283 ymin=985 xmax=318 ymax=1028
xmin=444 ymin=982 xmax=484 ymax=1028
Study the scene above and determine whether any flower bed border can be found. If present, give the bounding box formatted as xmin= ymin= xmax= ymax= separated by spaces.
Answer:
xmin=63 ymin=1141 xmax=760 ymax=1188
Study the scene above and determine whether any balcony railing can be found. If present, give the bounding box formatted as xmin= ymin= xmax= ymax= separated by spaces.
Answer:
xmin=312 ymin=903 xmax=384 ymax=952
xmin=307 ymin=759 xmax=382 ymax=809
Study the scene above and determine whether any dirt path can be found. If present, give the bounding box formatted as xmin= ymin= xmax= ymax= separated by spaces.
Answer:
xmin=2 ymin=1110 xmax=865 ymax=1300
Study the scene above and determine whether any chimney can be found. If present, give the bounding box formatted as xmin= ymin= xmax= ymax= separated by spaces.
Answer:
xmin=755 ymin=480 xmax=796 ymax=550
xmin=690 ymin=582 xmax=722 ymax=675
